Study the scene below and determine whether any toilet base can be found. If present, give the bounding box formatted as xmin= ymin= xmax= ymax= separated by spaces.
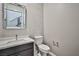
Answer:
xmin=40 ymin=51 xmax=48 ymax=56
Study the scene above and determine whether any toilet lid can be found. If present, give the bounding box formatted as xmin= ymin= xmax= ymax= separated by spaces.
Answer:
xmin=38 ymin=44 xmax=50 ymax=51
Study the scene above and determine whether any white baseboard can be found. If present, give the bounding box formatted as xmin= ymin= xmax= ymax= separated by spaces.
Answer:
xmin=48 ymin=51 xmax=56 ymax=56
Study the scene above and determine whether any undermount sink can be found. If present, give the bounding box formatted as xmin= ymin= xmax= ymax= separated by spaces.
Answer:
xmin=0 ymin=39 xmax=16 ymax=45
xmin=0 ymin=38 xmax=28 ymax=45
xmin=8 ymin=39 xmax=26 ymax=43
xmin=0 ymin=37 xmax=34 ymax=46
xmin=0 ymin=40 xmax=9 ymax=45
xmin=0 ymin=38 xmax=17 ymax=45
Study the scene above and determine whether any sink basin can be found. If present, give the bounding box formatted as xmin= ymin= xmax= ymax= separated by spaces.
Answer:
xmin=0 ymin=37 xmax=34 ymax=46
xmin=0 ymin=39 xmax=16 ymax=45
xmin=9 ymin=39 xmax=25 ymax=43
xmin=0 ymin=40 xmax=9 ymax=45
xmin=0 ymin=39 xmax=26 ymax=46
xmin=5 ymin=38 xmax=27 ymax=44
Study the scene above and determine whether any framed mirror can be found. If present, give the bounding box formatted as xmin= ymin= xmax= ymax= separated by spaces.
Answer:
xmin=3 ymin=3 xmax=26 ymax=29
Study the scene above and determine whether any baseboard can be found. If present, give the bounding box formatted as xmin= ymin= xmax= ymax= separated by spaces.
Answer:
xmin=48 ymin=51 xmax=56 ymax=56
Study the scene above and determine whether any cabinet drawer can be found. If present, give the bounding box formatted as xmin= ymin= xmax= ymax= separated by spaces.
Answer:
xmin=0 ymin=43 xmax=33 ymax=56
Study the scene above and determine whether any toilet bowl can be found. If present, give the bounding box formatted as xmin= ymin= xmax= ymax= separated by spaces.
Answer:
xmin=33 ymin=35 xmax=50 ymax=56
xmin=38 ymin=44 xmax=50 ymax=56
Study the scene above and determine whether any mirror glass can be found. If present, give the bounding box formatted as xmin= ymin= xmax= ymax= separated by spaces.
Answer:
xmin=3 ymin=3 xmax=26 ymax=29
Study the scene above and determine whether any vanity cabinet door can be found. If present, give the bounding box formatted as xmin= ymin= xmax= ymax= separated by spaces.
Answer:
xmin=0 ymin=47 xmax=17 ymax=56
xmin=15 ymin=43 xmax=33 ymax=52
xmin=18 ymin=48 xmax=33 ymax=56
xmin=0 ymin=43 xmax=34 ymax=56
xmin=10 ymin=48 xmax=33 ymax=56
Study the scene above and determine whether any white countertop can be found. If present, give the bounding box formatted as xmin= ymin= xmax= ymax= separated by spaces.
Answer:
xmin=0 ymin=37 xmax=34 ymax=50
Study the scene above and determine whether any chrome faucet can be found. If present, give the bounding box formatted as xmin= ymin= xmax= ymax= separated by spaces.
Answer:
xmin=16 ymin=35 xmax=18 ymax=40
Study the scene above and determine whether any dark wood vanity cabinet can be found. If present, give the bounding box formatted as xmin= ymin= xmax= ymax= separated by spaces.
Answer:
xmin=0 ymin=43 xmax=34 ymax=56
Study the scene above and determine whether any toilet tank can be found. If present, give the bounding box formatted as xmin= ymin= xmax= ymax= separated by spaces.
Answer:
xmin=34 ymin=36 xmax=43 ymax=45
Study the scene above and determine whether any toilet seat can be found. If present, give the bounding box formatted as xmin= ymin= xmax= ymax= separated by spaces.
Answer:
xmin=38 ymin=44 xmax=50 ymax=53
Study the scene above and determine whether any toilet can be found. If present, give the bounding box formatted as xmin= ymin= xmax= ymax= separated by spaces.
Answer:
xmin=33 ymin=36 xmax=50 ymax=56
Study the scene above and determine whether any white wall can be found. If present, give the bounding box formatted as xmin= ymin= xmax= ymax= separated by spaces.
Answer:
xmin=43 ymin=3 xmax=79 ymax=56
xmin=1 ymin=3 xmax=79 ymax=56
xmin=0 ymin=3 xmax=43 ymax=39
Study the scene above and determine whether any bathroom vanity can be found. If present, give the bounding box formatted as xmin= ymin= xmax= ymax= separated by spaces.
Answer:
xmin=0 ymin=37 xmax=34 ymax=56
xmin=0 ymin=3 xmax=34 ymax=56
